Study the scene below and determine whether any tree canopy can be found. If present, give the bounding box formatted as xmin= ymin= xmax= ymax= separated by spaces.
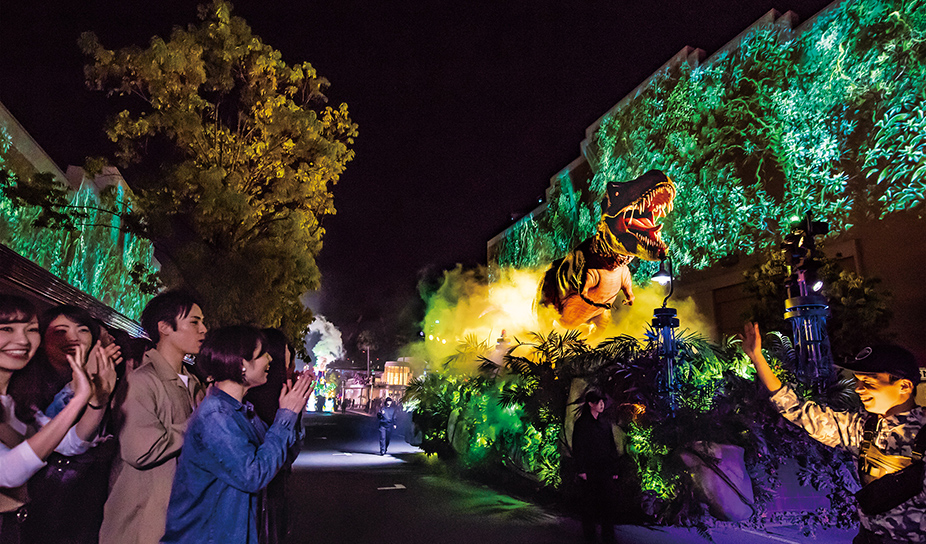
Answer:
xmin=78 ymin=0 xmax=357 ymax=339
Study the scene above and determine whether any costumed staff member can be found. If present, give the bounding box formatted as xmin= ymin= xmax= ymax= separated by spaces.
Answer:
xmin=100 ymin=292 xmax=207 ymax=544
xmin=0 ymin=295 xmax=100 ymax=543
xmin=161 ymin=326 xmax=314 ymax=543
xmin=572 ymin=390 xmax=621 ymax=544
xmin=741 ymin=322 xmax=926 ymax=544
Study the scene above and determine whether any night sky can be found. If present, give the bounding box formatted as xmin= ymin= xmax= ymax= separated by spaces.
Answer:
xmin=1 ymin=0 xmax=835 ymax=359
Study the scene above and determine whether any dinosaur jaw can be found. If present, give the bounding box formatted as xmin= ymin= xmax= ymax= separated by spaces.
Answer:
xmin=599 ymin=174 xmax=676 ymax=261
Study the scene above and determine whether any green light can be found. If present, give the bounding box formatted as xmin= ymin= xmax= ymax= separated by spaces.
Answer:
xmin=492 ymin=0 xmax=926 ymax=282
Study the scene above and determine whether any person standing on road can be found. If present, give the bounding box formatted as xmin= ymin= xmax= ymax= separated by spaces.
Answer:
xmin=378 ymin=397 xmax=397 ymax=455
xmin=572 ymin=390 xmax=621 ymax=544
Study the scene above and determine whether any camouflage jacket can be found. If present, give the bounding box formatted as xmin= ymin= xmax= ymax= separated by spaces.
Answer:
xmin=770 ymin=385 xmax=926 ymax=542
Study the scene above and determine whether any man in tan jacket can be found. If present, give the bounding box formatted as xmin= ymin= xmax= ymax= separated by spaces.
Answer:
xmin=99 ymin=291 xmax=207 ymax=544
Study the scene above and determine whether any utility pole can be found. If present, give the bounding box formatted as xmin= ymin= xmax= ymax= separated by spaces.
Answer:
xmin=366 ymin=348 xmax=372 ymax=411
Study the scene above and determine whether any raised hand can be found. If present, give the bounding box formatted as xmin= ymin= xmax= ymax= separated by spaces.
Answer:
xmin=86 ymin=341 xmax=118 ymax=406
xmin=278 ymin=371 xmax=315 ymax=413
xmin=739 ymin=322 xmax=762 ymax=358
xmin=66 ymin=343 xmax=92 ymax=405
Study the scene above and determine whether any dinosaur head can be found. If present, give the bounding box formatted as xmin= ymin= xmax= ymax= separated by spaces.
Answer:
xmin=592 ymin=170 xmax=676 ymax=261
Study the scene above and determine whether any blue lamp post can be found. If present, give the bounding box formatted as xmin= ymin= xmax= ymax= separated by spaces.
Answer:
xmin=652 ymin=258 xmax=680 ymax=413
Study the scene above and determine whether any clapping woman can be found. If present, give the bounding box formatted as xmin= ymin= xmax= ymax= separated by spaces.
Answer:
xmin=0 ymin=295 xmax=100 ymax=544
xmin=162 ymin=325 xmax=313 ymax=543
xmin=8 ymin=305 xmax=119 ymax=543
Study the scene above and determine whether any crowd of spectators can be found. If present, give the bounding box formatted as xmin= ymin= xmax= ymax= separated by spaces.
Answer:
xmin=1 ymin=290 xmax=312 ymax=544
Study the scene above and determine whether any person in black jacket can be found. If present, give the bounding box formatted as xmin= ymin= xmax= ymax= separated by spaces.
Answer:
xmin=572 ymin=390 xmax=620 ymax=543
xmin=378 ymin=397 xmax=397 ymax=455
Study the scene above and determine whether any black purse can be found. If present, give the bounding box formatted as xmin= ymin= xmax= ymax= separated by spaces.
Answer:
xmin=854 ymin=417 xmax=926 ymax=516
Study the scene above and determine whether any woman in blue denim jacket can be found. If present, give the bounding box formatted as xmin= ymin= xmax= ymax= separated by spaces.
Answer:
xmin=161 ymin=326 xmax=314 ymax=544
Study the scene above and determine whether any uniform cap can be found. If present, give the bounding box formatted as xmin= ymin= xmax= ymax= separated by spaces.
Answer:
xmin=838 ymin=345 xmax=921 ymax=384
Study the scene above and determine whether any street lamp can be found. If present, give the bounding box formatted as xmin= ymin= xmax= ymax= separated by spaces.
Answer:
xmin=652 ymin=257 xmax=680 ymax=413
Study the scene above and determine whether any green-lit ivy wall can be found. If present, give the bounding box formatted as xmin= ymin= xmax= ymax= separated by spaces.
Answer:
xmin=0 ymin=127 xmax=157 ymax=319
xmin=493 ymin=0 xmax=926 ymax=280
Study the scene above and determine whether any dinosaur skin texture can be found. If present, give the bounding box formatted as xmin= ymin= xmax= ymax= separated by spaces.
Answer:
xmin=538 ymin=170 xmax=676 ymax=330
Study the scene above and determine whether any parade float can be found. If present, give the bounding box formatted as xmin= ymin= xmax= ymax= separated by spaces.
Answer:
xmin=404 ymin=0 xmax=921 ymax=534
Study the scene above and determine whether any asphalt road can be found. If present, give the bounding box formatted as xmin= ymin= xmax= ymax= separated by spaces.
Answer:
xmin=284 ymin=411 xmax=856 ymax=544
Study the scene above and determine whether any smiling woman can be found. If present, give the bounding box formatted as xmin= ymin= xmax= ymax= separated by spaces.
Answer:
xmin=0 ymin=295 xmax=99 ymax=544
xmin=162 ymin=325 xmax=315 ymax=544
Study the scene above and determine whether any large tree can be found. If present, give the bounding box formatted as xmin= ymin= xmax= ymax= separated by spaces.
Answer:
xmin=78 ymin=1 xmax=357 ymax=338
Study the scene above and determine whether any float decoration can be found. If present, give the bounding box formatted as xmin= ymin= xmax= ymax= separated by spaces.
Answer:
xmin=538 ymin=170 xmax=676 ymax=330
xmin=780 ymin=214 xmax=834 ymax=393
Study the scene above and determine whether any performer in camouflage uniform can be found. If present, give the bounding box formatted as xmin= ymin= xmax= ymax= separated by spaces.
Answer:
xmin=742 ymin=323 xmax=925 ymax=544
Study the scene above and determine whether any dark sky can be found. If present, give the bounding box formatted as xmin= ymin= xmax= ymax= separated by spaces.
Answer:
xmin=0 ymin=0 xmax=835 ymax=358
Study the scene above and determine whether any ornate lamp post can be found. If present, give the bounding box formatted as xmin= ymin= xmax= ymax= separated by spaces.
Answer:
xmin=781 ymin=213 xmax=834 ymax=392
xmin=652 ymin=258 xmax=680 ymax=413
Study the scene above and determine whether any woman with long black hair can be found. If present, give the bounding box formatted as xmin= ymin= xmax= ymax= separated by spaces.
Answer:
xmin=243 ymin=328 xmax=298 ymax=544
xmin=0 ymin=295 xmax=105 ymax=544
xmin=8 ymin=304 xmax=119 ymax=544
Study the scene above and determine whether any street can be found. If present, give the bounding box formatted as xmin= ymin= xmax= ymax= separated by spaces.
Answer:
xmin=285 ymin=411 xmax=857 ymax=544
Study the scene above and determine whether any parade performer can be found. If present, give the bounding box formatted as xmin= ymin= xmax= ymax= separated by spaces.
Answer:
xmin=538 ymin=170 xmax=675 ymax=330
xmin=161 ymin=325 xmax=313 ymax=543
xmin=741 ymin=322 xmax=925 ymax=543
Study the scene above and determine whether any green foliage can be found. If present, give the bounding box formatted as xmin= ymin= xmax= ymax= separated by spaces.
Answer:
xmin=0 ymin=128 xmax=158 ymax=317
xmin=409 ymin=325 xmax=860 ymax=533
xmin=66 ymin=0 xmax=358 ymax=340
xmin=494 ymin=0 xmax=926 ymax=281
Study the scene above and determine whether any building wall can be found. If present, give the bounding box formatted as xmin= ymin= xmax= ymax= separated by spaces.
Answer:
xmin=487 ymin=0 xmax=926 ymax=367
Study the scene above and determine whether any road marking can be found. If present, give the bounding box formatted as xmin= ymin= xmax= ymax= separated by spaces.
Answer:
xmin=377 ymin=484 xmax=406 ymax=491
xmin=739 ymin=529 xmax=801 ymax=544
xmin=333 ymin=453 xmax=352 ymax=456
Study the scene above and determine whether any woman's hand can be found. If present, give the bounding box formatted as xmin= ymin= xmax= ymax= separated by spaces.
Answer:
xmin=66 ymin=343 xmax=92 ymax=405
xmin=279 ymin=371 xmax=315 ymax=413
xmin=86 ymin=341 xmax=119 ymax=406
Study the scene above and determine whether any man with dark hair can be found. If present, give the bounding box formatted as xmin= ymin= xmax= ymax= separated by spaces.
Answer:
xmin=742 ymin=323 xmax=926 ymax=544
xmin=100 ymin=291 xmax=207 ymax=544
xmin=573 ymin=390 xmax=621 ymax=543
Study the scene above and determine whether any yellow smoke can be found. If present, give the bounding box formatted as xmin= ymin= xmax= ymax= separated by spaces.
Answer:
xmin=402 ymin=264 xmax=715 ymax=373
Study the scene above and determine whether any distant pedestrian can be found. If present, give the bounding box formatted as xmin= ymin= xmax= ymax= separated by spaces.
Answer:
xmin=572 ymin=390 xmax=620 ymax=544
xmin=378 ymin=397 xmax=397 ymax=455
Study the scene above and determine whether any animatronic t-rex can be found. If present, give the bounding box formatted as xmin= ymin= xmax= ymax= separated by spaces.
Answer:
xmin=538 ymin=170 xmax=676 ymax=329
